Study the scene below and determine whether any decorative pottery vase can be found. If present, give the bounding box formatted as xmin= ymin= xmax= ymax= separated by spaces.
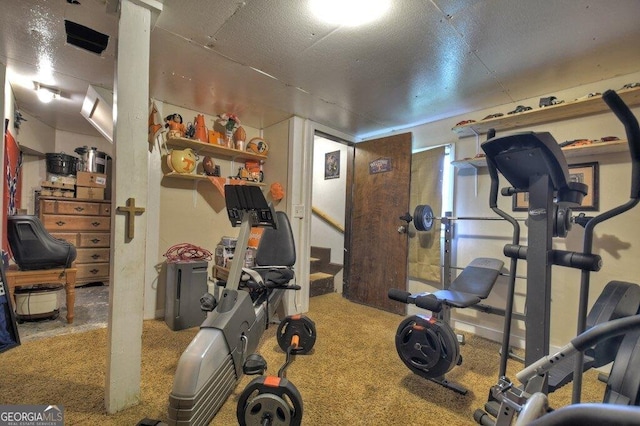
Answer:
xmin=225 ymin=130 xmax=234 ymax=148
xmin=167 ymin=148 xmax=198 ymax=174
xmin=233 ymin=126 xmax=246 ymax=150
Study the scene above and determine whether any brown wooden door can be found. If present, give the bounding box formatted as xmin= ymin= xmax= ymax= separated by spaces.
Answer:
xmin=345 ymin=133 xmax=412 ymax=314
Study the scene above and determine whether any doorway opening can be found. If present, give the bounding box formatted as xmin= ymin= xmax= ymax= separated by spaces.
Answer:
xmin=310 ymin=131 xmax=352 ymax=297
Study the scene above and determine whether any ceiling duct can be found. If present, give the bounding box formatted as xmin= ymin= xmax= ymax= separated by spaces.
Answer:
xmin=81 ymin=85 xmax=113 ymax=142
xmin=64 ymin=20 xmax=109 ymax=55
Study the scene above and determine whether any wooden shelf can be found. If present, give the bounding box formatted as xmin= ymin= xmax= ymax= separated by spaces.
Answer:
xmin=452 ymin=139 xmax=629 ymax=169
xmin=163 ymin=172 xmax=265 ymax=186
xmin=451 ymin=86 xmax=640 ymax=138
xmin=166 ymin=136 xmax=267 ymax=162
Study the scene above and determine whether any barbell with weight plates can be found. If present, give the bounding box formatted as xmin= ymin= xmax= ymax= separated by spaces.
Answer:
xmin=406 ymin=204 xmax=574 ymax=237
xmin=410 ymin=204 xmax=527 ymax=232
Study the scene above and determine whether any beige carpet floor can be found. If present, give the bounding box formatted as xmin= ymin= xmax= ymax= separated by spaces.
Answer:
xmin=0 ymin=293 xmax=605 ymax=425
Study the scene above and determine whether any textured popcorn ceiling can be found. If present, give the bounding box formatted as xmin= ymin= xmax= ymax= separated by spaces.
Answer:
xmin=2 ymin=0 xmax=640 ymax=139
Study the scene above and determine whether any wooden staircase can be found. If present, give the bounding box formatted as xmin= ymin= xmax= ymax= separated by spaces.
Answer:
xmin=309 ymin=246 xmax=342 ymax=297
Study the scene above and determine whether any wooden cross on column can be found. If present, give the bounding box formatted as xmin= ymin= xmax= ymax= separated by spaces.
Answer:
xmin=116 ymin=197 xmax=146 ymax=240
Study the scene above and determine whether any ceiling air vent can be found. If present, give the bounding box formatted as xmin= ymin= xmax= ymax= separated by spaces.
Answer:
xmin=64 ymin=20 xmax=109 ymax=55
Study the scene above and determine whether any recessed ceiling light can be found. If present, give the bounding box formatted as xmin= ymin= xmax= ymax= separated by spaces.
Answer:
xmin=309 ymin=0 xmax=390 ymax=27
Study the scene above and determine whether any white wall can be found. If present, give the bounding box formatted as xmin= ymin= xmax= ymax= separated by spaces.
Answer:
xmin=152 ymin=101 xmax=284 ymax=318
xmin=395 ymin=70 xmax=640 ymax=351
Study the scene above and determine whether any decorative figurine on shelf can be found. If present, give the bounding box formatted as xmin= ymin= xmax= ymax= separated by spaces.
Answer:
xmin=215 ymin=113 xmax=241 ymax=149
xmin=185 ymin=122 xmax=196 ymax=139
xmin=233 ymin=126 xmax=246 ymax=150
xmin=236 ymin=160 xmax=264 ymax=182
xmin=165 ymin=113 xmax=186 ymax=139
xmin=194 ymin=114 xmax=208 ymax=142
xmin=202 ymin=156 xmax=220 ymax=176
xmin=247 ymin=137 xmax=269 ymax=155
xmin=270 ymin=182 xmax=285 ymax=202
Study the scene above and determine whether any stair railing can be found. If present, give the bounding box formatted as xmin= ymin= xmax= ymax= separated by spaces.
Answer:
xmin=311 ymin=206 xmax=344 ymax=234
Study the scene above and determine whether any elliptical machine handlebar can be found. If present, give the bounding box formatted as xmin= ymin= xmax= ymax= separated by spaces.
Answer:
xmin=602 ymin=90 xmax=640 ymax=200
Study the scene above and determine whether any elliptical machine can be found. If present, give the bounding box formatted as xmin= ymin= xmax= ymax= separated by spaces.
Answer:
xmin=168 ymin=185 xmax=301 ymax=426
xmin=474 ymin=89 xmax=640 ymax=424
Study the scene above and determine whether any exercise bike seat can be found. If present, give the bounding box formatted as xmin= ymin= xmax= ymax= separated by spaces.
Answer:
xmin=432 ymin=258 xmax=504 ymax=308
xmin=240 ymin=211 xmax=299 ymax=292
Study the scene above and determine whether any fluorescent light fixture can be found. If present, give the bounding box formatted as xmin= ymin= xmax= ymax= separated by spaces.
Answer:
xmin=310 ymin=0 xmax=390 ymax=27
xmin=34 ymin=82 xmax=59 ymax=104
xmin=81 ymin=85 xmax=114 ymax=142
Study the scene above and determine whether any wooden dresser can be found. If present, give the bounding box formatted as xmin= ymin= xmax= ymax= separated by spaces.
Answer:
xmin=37 ymin=196 xmax=111 ymax=286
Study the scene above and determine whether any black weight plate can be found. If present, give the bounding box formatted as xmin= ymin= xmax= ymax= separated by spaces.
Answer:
xmin=277 ymin=315 xmax=317 ymax=354
xmin=395 ymin=314 xmax=459 ymax=379
xmin=414 ymin=205 xmax=434 ymax=231
xmin=553 ymin=206 xmax=572 ymax=238
xmin=237 ymin=376 xmax=303 ymax=426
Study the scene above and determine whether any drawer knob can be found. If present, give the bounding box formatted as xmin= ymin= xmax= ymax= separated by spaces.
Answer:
xmin=56 ymin=221 xmax=66 ymax=226
xmin=91 ymin=254 xmax=101 ymax=259
xmin=74 ymin=206 xmax=85 ymax=212
xmin=90 ymin=269 xmax=99 ymax=274
xmin=91 ymin=238 xmax=101 ymax=244
xmin=91 ymin=221 xmax=101 ymax=227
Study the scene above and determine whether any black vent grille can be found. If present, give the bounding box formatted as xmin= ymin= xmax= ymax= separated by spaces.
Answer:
xmin=64 ymin=20 xmax=109 ymax=55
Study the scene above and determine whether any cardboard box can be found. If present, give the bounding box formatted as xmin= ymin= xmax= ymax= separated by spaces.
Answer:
xmin=76 ymin=186 xmax=105 ymax=200
xmin=76 ymin=171 xmax=107 ymax=188
xmin=47 ymin=173 xmax=77 ymax=185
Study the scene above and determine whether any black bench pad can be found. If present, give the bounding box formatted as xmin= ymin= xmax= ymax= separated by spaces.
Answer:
xmin=448 ymin=257 xmax=504 ymax=299
xmin=431 ymin=290 xmax=481 ymax=308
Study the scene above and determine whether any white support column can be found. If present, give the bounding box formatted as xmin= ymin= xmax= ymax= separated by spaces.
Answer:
xmin=0 ymin=63 xmax=6 ymax=262
xmin=105 ymin=0 xmax=161 ymax=413
xmin=285 ymin=117 xmax=312 ymax=314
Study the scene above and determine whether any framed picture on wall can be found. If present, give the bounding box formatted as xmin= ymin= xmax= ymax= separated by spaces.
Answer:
xmin=325 ymin=150 xmax=340 ymax=179
xmin=513 ymin=162 xmax=599 ymax=211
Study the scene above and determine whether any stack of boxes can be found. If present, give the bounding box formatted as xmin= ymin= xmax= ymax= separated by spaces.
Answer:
xmin=75 ymin=171 xmax=107 ymax=200
xmin=40 ymin=174 xmax=76 ymax=197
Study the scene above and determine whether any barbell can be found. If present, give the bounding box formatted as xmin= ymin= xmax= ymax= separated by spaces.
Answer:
xmin=405 ymin=204 xmax=527 ymax=232
xmin=403 ymin=204 xmax=574 ymax=238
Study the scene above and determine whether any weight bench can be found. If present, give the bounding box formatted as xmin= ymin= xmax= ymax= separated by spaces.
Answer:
xmin=389 ymin=257 xmax=504 ymax=312
xmin=388 ymin=257 xmax=504 ymax=395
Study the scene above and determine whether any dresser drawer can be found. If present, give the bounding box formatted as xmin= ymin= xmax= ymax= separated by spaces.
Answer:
xmin=79 ymin=232 xmax=111 ymax=247
xmin=43 ymin=215 xmax=111 ymax=231
xmin=76 ymin=248 xmax=111 ymax=263
xmin=41 ymin=200 xmax=101 ymax=215
xmin=76 ymin=263 xmax=110 ymax=281
xmin=51 ymin=232 xmax=80 ymax=246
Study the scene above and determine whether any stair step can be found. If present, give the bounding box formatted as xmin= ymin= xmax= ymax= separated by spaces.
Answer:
xmin=310 ymin=272 xmax=333 ymax=280
xmin=309 ymin=272 xmax=334 ymax=297
xmin=310 ymin=257 xmax=322 ymax=274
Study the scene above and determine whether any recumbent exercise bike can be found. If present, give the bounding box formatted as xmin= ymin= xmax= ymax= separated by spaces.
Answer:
xmin=168 ymin=185 xmax=315 ymax=426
